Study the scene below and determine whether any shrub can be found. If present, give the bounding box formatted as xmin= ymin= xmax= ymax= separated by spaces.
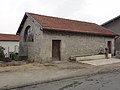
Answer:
xmin=9 ymin=52 xmax=18 ymax=60
xmin=0 ymin=46 xmax=5 ymax=59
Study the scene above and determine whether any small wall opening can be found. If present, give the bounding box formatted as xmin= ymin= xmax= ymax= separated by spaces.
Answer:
xmin=24 ymin=26 xmax=34 ymax=42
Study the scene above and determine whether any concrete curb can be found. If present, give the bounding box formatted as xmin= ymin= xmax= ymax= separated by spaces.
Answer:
xmin=1 ymin=63 xmax=120 ymax=90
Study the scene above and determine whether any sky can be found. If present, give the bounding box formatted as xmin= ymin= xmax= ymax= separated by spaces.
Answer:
xmin=0 ymin=0 xmax=120 ymax=34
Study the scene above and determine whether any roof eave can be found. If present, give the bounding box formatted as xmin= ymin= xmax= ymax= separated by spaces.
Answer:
xmin=0 ymin=40 xmax=19 ymax=41
xmin=43 ymin=28 xmax=117 ymax=37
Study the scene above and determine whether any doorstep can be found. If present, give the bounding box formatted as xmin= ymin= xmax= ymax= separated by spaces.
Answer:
xmin=79 ymin=58 xmax=120 ymax=66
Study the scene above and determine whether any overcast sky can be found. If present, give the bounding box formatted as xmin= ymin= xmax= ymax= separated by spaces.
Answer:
xmin=0 ymin=0 xmax=120 ymax=34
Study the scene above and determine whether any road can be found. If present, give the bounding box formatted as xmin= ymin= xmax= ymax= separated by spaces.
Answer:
xmin=12 ymin=71 xmax=120 ymax=90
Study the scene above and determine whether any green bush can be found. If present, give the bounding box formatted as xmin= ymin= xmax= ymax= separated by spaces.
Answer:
xmin=9 ymin=52 xmax=18 ymax=60
xmin=0 ymin=46 xmax=5 ymax=59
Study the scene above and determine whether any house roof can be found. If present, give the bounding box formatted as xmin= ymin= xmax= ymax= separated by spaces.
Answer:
xmin=0 ymin=34 xmax=20 ymax=41
xmin=17 ymin=12 xmax=117 ymax=36
xmin=102 ymin=15 xmax=120 ymax=26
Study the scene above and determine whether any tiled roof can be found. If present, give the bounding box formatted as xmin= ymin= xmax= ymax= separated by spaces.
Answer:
xmin=0 ymin=34 xmax=20 ymax=41
xmin=17 ymin=12 xmax=117 ymax=36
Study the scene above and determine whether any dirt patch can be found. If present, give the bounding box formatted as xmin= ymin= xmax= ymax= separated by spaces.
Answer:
xmin=53 ymin=62 xmax=93 ymax=70
xmin=0 ymin=63 xmax=48 ymax=73
xmin=0 ymin=61 xmax=27 ymax=67
xmin=0 ymin=61 xmax=92 ymax=73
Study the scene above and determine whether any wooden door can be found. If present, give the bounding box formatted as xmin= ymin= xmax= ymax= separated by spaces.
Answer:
xmin=107 ymin=41 xmax=111 ymax=53
xmin=52 ymin=40 xmax=61 ymax=61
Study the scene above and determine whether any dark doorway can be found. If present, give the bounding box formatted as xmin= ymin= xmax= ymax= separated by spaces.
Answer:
xmin=107 ymin=41 xmax=112 ymax=53
xmin=52 ymin=40 xmax=61 ymax=61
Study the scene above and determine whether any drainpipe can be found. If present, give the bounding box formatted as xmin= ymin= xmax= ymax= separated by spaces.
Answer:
xmin=8 ymin=46 xmax=9 ymax=57
xmin=114 ymin=35 xmax=119 ymax=56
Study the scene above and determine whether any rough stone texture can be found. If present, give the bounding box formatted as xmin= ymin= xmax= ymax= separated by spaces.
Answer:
xmin=19 ymin=15 xmax=115 ymax=63
xmin=116 ymin=51 xmax=120 ymax=58
xmin=19 ymin=14 xmax=43 ymax=62
xmin=42 ymin=31 xmax=114 ymax=62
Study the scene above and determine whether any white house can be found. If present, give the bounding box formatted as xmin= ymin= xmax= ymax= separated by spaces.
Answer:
xmin=0 ymin=34 xmax=20 ymax=57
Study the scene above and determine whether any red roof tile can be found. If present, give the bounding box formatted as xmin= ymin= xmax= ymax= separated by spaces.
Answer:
xmin=0 ymin=34 xmax=20 ymax=41
xmin=17 ymin=12 xmax=116 ymax=36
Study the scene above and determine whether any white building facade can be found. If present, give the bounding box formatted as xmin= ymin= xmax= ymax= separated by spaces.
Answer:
xmin=0 ymin=34 xmax=19 ymax=57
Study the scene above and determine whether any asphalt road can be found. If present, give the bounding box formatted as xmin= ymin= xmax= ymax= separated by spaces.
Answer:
xmin=12 ymin=71 xmax=120 ymax=90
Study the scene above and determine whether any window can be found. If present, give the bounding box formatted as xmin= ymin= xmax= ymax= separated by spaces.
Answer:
xmin=14 ymin=45 xmax=19 ymax=52
xmin=24 ymin=26 xmax=34 ymax=42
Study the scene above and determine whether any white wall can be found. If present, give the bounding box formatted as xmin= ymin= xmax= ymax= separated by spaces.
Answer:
xmin=0 ymin=41 xmax=19 ymax=57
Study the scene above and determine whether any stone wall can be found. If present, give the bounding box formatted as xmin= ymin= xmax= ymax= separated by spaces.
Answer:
xmin=40 ymin=31 xmax=114 ymax=62
xmin=19 ymin=14 xmax=43 ymax=62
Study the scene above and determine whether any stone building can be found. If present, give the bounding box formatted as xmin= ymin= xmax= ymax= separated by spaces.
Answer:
xmin=17 ymin=12 xmax=116 ymax=63
xmin=0 ymin=34 xmax=19 ymax=57
xmin=102 ymin=15 xmax=120 ymax=57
